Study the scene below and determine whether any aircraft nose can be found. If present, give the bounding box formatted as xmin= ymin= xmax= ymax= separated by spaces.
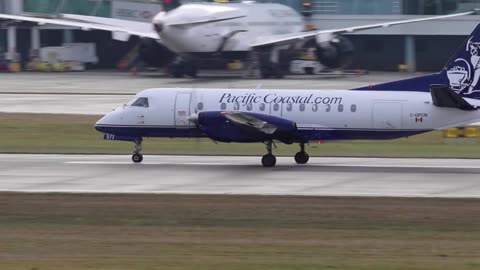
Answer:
xmin=95 ymin=115 xmax=109 ymax=133
xmin=153 ymin=12 xmax=166 ymax=33
xmin=154 ymin=21 xmax=163 ymax=33
xmin=95 ymin=110 xmax=119 ymax=132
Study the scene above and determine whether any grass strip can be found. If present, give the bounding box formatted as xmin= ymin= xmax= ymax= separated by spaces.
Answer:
xmin=1 ymin=112 xmax=480 ymax=157
xmin=0 ymin=193 xmax=479 ymax=270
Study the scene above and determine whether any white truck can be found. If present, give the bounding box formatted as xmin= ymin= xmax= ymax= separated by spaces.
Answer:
xmin=39 ymin=43 xmax=98 ymax=68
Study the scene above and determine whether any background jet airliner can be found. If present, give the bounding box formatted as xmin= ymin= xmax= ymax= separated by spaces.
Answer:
xmin=95 ymin=23 xmax=480 ymax=167
xmin=0 ymin=0 xmax=474 ymax=78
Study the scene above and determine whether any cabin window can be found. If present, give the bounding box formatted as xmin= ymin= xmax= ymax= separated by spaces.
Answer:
xmin=312 ymin=104 xmax=318 ymax=112
xmin=197 ymin=102 xmax=204 ymax=111
xmin=326 ymin=104 xmax=331 ymax=112
xmin=259 ymin=103 xmax=266 ymax=111
xmin=273 ymin=103 xmax=280 ymax=111
xmin=246 ymin=103 xmax=253 ymax=111
xmin=221 ymin=103 xmax=227 ymax=110
xmin=131 ymin=97 xmax=149 ymax=108
xmin=338 ymin=104 xmax=344 ymax=112
xmin=350 ymin=104 xmax=357 ymax=112
xmin=234 ymin=103 xmax=240 ymax=110
xmin=299 ymin=104 xmax=305 ymax=112
xmin=286 ymin=103 xmax=292 ymax=112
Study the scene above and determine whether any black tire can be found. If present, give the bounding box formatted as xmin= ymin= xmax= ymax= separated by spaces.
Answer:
xmin=294 ymin=152 xmax=309 ymax=164
xmin=273 ymin=68 xmax=284 ymax=79
xmin=304 ymin=67 xmax=314 ymax=75
xmin=260 ymin=68 xmax=271 ymax=79
xmin=171 ymin=65 xmax=184 ymax=78
xmin=261 ymin=154 xmax=276 ymax=167
xmin=132 ymin=153 xmax=143 ymax=163
xmin=185 ymin=65 xmax=198 ymax=78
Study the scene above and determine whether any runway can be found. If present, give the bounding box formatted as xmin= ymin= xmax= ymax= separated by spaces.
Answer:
xmin=0 ymin=94 xmax=128 ymax=115
xmin=0 ymin=71 xmax=412 ymax=115
xmin=2 ymin=154 xmax=480 ymax=198
xmin=0 ymin=71 xmax=412 ymax=94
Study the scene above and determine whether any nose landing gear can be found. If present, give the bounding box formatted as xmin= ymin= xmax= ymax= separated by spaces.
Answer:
xmin=132 ymin=139 xmax=143 ymax=163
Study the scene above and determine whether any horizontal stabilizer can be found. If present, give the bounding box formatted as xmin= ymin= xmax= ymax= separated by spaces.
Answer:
xmin=430 ymin=84 xmax=478 ymax=111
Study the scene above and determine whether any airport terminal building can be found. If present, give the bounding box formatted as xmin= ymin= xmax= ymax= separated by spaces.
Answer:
xmin=0 ymin=0 xmax=479 ymax=71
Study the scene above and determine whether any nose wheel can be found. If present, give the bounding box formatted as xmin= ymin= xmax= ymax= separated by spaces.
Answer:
xmin=132 ymin=153 xmax=143 ymax=163
xmin=132 ymin=139 xmax=143 ymax=163
xmin=261 ymin=140 xmax=276 ymax=167
xmin=294 ymin=142 xmax=309 ymax=164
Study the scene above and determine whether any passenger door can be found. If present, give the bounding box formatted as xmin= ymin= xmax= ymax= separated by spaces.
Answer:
xmin=373 ymin=102 xmax=402 ymax=129
xmin=174 ymin=93 xmax=192 ymax=128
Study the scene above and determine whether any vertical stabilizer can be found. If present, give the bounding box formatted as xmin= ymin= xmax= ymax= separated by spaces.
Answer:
xmin=354 ymin=23 xmax=480 ymax=100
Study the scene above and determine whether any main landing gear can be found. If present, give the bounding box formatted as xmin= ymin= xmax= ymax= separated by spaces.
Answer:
xmin=262 ymin=140 xmax=276 ymax=167
xmin=294 ymin=142 xmax=309 ymax=164
xmin=261 ymin=141 xmax=310 ymax=167
xmin=132 ymin=139 xmax=143 ymax=163
xmin=169 ymin=57 xmax=198 ymax=78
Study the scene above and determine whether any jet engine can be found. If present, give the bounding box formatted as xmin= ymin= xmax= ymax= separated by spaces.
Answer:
xmin=138 ymin=38 xmax=176 ymax=68
xmin=309 ymin=34 xmax=354 ymax=69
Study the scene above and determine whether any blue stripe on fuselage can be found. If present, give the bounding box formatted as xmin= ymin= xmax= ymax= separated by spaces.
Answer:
xmin=95 ymin=124 xmax=430 ymax=142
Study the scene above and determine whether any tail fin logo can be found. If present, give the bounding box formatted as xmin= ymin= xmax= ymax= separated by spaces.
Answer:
xmin=447 ymin=37 xmax=480 ymax=95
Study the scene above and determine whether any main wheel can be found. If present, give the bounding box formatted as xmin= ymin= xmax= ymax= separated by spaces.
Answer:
xmin=304 ymin=67 xmax=314 ymax=75
xmin=260 ymin=68 xmax=271 ymax=79
xmin=261 ymin=154 xmax=276 ymax=167
xmin=185 ymin=65 xmax=198 ymax=78
xmin=294 ymin=152 xmax=309 ymax=164
xmin=132 ymin=153 xmax=143 ymax=163
xmin=273 ymin=67 xmax=284 ymax=79
xmin=171 ymin=64 xmax=184 ymax=78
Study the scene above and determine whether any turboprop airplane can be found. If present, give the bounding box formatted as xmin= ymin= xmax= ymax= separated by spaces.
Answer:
xmin=95 ymin=23 xmax=480 ymax=167
xmin=0 ymin=1 xmax=475 ymax=78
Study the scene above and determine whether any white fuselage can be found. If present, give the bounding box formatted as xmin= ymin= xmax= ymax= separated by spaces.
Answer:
xmin=96 ymin=88 xmax=480 ymax=141
xmin=156 ymin=3 xmax=304 ymax=53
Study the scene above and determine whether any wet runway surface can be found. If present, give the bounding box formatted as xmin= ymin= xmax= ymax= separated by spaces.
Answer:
xmin=1 ymin=154 xmax=480 ymax=198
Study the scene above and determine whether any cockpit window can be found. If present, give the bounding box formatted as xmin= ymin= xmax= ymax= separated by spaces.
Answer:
xmin=131 ymin=97 xmax=149 ymax=108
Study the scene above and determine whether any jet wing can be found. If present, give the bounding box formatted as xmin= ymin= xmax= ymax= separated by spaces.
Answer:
xmin=0 ymin=13 xmax=159 ymax=40
xmin=251 ymin=10 xmax=475 ymax=47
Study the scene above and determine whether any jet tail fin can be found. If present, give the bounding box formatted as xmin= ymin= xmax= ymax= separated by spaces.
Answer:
xmin=354 ymin=22 xmax=480 ymax=100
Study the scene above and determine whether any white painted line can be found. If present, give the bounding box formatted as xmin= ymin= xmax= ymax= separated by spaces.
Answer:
xmin=64 ymin=160 xmax=480 ymax=169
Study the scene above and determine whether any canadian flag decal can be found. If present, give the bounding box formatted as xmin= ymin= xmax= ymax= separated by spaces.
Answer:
xmin=415 ymin=117 xmax=423 ymax=123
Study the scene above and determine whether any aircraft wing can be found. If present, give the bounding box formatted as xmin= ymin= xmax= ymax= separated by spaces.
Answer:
xmin=251 ymin=10 xmax=475 ymax=47
xmin=0 ymin=13 xmax=159 ymax=40
xmin=222 ymin=111 xmax=280 ymax=135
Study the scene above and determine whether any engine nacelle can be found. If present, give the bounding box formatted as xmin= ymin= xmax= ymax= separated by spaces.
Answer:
xmin=138 ymin=38 xmax=176 ymax=68
xmin=313 ymin=35 xmax=354 ymax=69
xmin=196 ymin=111 xmax=297 ymax=143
